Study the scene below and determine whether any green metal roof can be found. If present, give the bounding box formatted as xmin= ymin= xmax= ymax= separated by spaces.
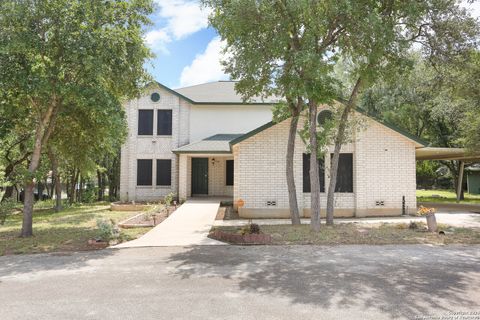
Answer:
xmin=173 ymin=134 xmax=243 ymax=154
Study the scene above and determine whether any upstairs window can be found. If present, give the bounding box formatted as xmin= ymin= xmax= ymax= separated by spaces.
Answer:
xmin=317 ymin=109 xmax=333 ymax=126
xmin=226 ymin=160 xmax=234 ymax=186
xmin=156 ymin=159 xmax=172 ymax=186
xmin=302 ymin=154 xmax=325 ymax=193
xmin=137 ymin=159 xmax=152 ymax=186
xmin=157 ymin=110 xmax=172 ymax=135
xmin=332 ymin=153 xmax=353 ymax=193
xmin=138 ymin=110 xmax=153 ymax=135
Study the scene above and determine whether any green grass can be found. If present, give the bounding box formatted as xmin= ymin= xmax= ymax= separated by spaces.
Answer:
xmin=416 ymin=189 xmax=480 ymax=204
xmin=0 ymin=203 xmax=152 ymax=256
xmin=212 ymin=223 xmax=480 ymax=245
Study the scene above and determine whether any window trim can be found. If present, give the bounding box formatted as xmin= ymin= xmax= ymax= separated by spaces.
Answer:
xmin=138 ymin=109 xmax=154 ymax=136
xmin=156 ymin=159 xmax=172 ymax=186
xmin=157 ymin=109 xmax=173 ymax=136
xmin=331 ymin=153 xmax=354 ymax=193
xmin=136 ymin=159 xmax=153 ymax=186
xmin=226 ymin=159 xmax=234 ymax=186
xmin=302 ymin=153 xmax=325 ymax=193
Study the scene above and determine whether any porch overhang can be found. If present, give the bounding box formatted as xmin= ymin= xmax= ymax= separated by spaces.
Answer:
xmin=173 ymin=134 xmax=242 ymax=155
xmin=415 ymin=147 xmax=480 ymax=161
xmin=415 ymin=147 xmax=480 ymax=203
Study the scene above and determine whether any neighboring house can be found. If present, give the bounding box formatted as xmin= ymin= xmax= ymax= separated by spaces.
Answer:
xmin=466 ymin=164 xmax=480 ymax=195
xmin=120 ymin=81 xmax=425 ymax=218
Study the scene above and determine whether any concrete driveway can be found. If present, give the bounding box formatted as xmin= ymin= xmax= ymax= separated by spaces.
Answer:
xmin=115 ymin=199 xmax=225 ymax=247
xmin=1 ymin=245 xmax=479 ymax=320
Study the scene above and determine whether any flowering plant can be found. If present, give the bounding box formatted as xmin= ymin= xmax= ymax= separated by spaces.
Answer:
xmin=417 ymin=205 xmax=436 ymax=216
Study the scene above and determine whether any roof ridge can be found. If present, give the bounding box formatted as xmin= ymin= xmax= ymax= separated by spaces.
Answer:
xmin=175 ymin=80 xmax=235 ymax=91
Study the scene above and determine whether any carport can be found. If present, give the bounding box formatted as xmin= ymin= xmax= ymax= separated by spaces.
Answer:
xmin=415 ymin=147 xmax=480 ymax=202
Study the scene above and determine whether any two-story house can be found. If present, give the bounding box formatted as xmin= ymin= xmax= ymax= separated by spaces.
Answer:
xmin=120 ymin=81 xmax=425 ymax=218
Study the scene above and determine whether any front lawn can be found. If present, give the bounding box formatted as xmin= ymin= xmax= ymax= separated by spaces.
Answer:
xmin=212 ymin=223 xmax=480 ymax=245
xmin=416 ymin=189 xmax=480 ymax=204
xmin=0 ymin=202 xmax=152 ymax=255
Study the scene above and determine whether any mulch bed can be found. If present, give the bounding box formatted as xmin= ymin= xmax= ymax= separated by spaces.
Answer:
xmin=209 ymin=230 xmax=272 ymax=244
xmin=118 ymin=207 xmax=176 ymax=228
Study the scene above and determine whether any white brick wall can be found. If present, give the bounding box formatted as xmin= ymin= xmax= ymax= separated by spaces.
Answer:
xmin=234 ymin=109 xmax=417 ymax=217
xmin=120 ymin=85 xmax=191 ymax=202
xmin=178 ymin=155 xmax=233 ymax=200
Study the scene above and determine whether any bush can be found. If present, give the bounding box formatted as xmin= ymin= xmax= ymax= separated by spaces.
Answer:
xmin=82 ymin=184 xmax=98 ymax=203
xmin=0 ymin=198 xmax=17 ymax=225
xmin=240 ymin=223 xmax=261 ymax=235
xmin=164 ymin=192 xmax=176 ymax=207
xmin=96 ymin=218 xmax=120 ymax=242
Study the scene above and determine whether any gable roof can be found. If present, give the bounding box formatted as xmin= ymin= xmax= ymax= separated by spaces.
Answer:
xmin=148 ymin=81 xmax=279 ymax=105
xmin=173 ymin=134 xmax=243 ymax=154
xmin=230 ymin=108 xmax=428 ymax=148
xmin=175 ymin=81 xmax=281 ymax=104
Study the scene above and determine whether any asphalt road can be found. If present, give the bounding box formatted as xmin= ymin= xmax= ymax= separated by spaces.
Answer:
xmin=1 ymin=245 xmax=479 ymax=320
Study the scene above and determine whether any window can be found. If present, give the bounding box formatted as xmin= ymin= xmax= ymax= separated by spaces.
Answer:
xmin=226 ymin=160 xmax=234 ymax=186
xmin=157 ymin=110 xmax=172 ymax=135
xmin=317 ymin=110 xmax=333 ymax=126
xmin=331 ymin=153 xmax=353 ymax=192
xmin=156 ymin=159 xmax=172 ymax=186
xmin=138 ymin=110 xmax=153 ymax=135
xmin=151 ymin=92 xmax=160 ymax=102
xmin=137 ymin=159 xmax=152 ymax=186
xmin=302 ymin=154 xmax=325 ymax=193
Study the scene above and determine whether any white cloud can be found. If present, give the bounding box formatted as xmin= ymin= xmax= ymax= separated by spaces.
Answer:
xmin=145 ymin=0 xmax=211 ymax=51
xmin=144 ymin=29 xmax=171 ymax=53
xmin=179 ymin=37 xmax=229 ymax=87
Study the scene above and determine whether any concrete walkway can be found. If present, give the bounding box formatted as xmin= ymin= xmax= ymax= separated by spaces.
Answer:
xmin=214 ymin=212 xmax=480 ymax=228
xmin=115 ymin=199 xmax=226 ymax=247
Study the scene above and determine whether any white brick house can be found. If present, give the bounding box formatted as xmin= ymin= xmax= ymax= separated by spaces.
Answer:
xmin=120 ymin=81 xmax=425 ymax=218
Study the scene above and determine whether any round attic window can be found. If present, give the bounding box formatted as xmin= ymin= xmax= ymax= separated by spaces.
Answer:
xmin=317 ymin=110 xmax=333 ymax=126
xmin=150 ymin=92 xmax=160 ymax=102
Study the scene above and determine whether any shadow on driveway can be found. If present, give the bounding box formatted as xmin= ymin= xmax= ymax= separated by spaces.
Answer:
xmin=167 ymin=245 xmax=480 ymax=319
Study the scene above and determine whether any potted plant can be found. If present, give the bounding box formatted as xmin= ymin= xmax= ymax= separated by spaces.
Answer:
xmin=417 ymin=206 xmax=437 ymax=232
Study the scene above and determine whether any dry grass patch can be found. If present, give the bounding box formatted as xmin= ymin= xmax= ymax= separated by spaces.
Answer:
xmin=0 ymin=203 xmax=153 ymax=255
xmin=212 ymin=223 xmax=480 ymax=245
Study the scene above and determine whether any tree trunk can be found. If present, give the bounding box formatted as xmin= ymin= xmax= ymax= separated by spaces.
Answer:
xmin=97 ymin=170 xmax=104 ymax=201
xmin=309 ymin=101 xmax=321 ymax=231
xmin=48 ymin=147 xmax=62 ymax=212
xmin=21 ymin=100 xmax=57 ymax=237
xmin=37 ymin=181 xmax=44 ymax=201
xmin=68 ymin=168 xmax=79 ymax=204
xmin=1 ymin=186 xmax=14 ymax=202
xmin=287 ymin=110 xmax=301 ymax=225
xmin=444 ymin=161 xmax=465 ymax=200
xmin=78 ymin=176 xmax=84 ymax=203
xmin=326 ymin=78 xmax=362 ymax=225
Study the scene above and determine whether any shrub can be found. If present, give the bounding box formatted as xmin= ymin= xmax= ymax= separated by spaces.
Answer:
xmin=0 ymin=198 xmax=17 ymax=225
xmin=96 ymin=218 xmax=120 ymax=242
xmin=164 ymin=192 xmax=176 ymax=207
xmin=82 ymin=184 xmax=98 ymax=203
xmin=240 ymin=223 xmax=261 ymax=235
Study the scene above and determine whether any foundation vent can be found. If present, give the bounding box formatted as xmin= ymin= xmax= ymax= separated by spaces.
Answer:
xmin=375 ymin=200 xmax=385 ymax=206
xmin=266 ymin=201 xmax=277 ymax=206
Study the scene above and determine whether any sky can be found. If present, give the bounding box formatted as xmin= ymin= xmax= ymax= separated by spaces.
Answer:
xmin=145 ymin=0 xmax=480 ymax=90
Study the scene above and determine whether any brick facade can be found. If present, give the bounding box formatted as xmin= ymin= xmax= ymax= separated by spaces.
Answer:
xmin=121 ymin=83 xmax=418 ymax=218
xmin=120 ymin=85 xmax=190 ymax=202
xmin=233 ymin=110 xmax=418 ymax=218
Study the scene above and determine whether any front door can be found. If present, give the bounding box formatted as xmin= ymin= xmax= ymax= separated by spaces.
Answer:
xmin=191 ymin=158 xmax=208 ymax=195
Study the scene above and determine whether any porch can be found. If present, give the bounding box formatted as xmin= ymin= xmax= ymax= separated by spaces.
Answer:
xmin=174 ymin=134 xmax=240 ymax=201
